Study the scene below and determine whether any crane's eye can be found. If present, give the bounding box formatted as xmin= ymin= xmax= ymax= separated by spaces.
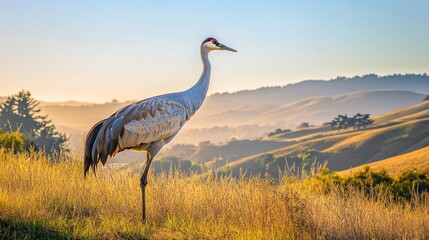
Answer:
xmin=212 ymin=40 xmax=217 ymax=45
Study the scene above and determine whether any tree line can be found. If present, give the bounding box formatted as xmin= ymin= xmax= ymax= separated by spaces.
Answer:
xmin=0 ymin=90 xmax=68 ymax=156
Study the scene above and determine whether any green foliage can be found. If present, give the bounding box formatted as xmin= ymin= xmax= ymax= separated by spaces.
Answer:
xmin=302 ymin=167 xmax=343 ymax=193
xmin=218 ymin=166 xmax=231 ymax=174
xmin=153 ymin=155 xmax=193 ymax=175
xmin=0 ymin=129 xmax=25 ymax=152
xmin=393 ymin=170 xmax=429 ymax=200
xmin=261 ymin=154 xmax=275 ymax=165
xmin=298 ymin=149 xmax=319 ymax=170
xmin=0 ymin=90 xmax=68 ymax=156
xmin=308 ymin=167 xmax=429 ymax=200
xmin=344 ymin=166 xmax=392 ymax=191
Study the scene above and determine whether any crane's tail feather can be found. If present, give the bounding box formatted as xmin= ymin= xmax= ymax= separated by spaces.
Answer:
xmin=84 ymin=120 xmax=106 ymax=177
xmin=84 ymin=117 xmax=122 ymax=177
xmin=96 ymin=117 xmax=117 ymax=164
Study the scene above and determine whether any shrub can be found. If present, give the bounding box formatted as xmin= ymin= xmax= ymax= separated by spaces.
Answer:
xmin=0 ymin=129 xmax=25 ymax=152
xmin=393 ymin=170 xmax=429 ymax=200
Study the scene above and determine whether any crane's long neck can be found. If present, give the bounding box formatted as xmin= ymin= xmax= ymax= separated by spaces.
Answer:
xmin=183 ymin=47 xmax=211 ymax=117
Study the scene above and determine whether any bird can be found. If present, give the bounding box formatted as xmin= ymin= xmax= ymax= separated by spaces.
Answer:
xmin=84 ymin=37 xmax=237 ymax=222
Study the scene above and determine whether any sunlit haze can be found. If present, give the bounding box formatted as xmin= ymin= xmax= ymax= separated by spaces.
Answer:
xmin=1 ymin=0 xmax=428 ymax=102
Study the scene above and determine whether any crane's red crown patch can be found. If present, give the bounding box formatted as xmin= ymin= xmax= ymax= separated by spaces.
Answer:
xmin=202 ymin=37 xmax=218 ymax=45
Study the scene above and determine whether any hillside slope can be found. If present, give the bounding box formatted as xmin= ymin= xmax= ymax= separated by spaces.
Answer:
xmin=3 ymin=74 xmax=429 ymax=130
xmin=3 ymin=74 xmax=427 ymax=151
xmin=339 ymin=146 xmax=429 ymax=177
xmin=201 ymin=74 xmax=429 ymax=117
xmin=192 ymin=90 xmax=425 ymax=127
xmin=40 ymin=89 xmax=426 ymax=149
xmin=222 ymin=100 xmax=429 ymax=178
xmin=375 ymin=100 xmax=429 ymax=123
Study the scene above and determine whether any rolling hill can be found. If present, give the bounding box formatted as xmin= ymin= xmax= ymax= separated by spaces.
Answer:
xmin=34 ymin=75 xmax=428 ymax=131
xmin=219 ymin=100 xmax=429 ymax=178
xmin=38 ymin=89 xmax=425 ymax=148
xmin=1 ymin=74 xmax=428 ymax=154
xmin=190 ymin=90 xmax=425 ymax=127
xmin=339 ymin=146 xmax=429 ymax=177
xmin=200 ymin=74 xmax=429 ymax=118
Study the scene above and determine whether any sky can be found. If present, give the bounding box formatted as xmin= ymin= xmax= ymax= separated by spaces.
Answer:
xmin=1 ymin=0 xmax=428 ymax=102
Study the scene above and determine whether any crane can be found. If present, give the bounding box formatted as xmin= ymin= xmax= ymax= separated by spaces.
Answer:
xmin=84 ymin=37 xmax=236 ymax=222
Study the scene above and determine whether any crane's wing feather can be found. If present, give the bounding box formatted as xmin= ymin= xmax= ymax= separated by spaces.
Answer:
xmin=84 ymin=97 xmax=187 ymax=176
xmin=118 ymin=98 xmax=186 ymax=150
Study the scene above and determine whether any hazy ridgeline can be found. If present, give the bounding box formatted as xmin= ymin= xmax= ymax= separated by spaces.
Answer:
xmin=1 ymin=149 xmax=429 ymax=239
xmin=36 ymin=74 xmax=429 ymax=150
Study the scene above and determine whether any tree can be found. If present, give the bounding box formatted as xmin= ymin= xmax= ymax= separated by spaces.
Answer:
xmin=0 ymin=90 xmax=68 ymax=155
xmin=330 ymin=113 xmax=373 ymax=131
xmin=0 ymin=91 xmax=43 ymax=140
xmin=297 ymin=122 xmax=310 ymax=129
xmin=353 ymin=113 xmax=373 ymax=129
xmin=268 ymin=128 xmax=290 ymax=137
xmin=0 ymin=97 xmax=18 ymax=130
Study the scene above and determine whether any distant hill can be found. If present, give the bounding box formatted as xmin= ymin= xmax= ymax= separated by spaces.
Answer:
xmin=38 ymin=100 xmax=95 ymax=107
xmin=220 ymin=100 xmax=429 ymax=178
xmin=191 ymin=90 xmax=425 ymax=128
xmin=201 ymin=74 xmax=429 ymax=117
xmin=2 ymin=73 xmax=428 ymax=149
xmin=39 ymin=101 xmax=132 ymax=131
xmin=374 ymin=98 xmax=429 ymax=123
xmin=37 ymin=89 xmax=426 ymax=153
xmin=10 ymin=73 xmax=427 ymax=131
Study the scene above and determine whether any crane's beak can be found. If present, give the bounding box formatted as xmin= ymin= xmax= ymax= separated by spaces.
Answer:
xmin=218 ymin=43 xmax=237 ymax=52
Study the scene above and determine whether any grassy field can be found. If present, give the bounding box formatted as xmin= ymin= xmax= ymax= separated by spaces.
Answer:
xmin=1 ymin=149 xmax=429 ymax=239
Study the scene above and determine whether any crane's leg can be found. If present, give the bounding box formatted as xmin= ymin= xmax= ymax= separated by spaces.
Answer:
xmin=139 ymin=142 xmax=164 ymax=223
xmin=140 ymin=151 xmax=153 ymax=223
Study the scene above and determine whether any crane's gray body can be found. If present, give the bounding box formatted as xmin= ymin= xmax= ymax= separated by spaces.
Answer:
xmin=84 ymin=46 xmax=211 ymax=174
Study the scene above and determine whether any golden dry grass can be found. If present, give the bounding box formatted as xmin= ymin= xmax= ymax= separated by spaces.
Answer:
xmin=1 ymin=149 xmax=429 ymax=239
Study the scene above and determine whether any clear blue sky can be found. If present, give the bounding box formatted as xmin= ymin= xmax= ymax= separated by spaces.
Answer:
xmin=1 ymin=0 xmax=428 ymax=102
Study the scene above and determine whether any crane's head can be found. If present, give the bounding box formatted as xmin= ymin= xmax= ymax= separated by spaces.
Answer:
xmin=201 ymin=37 xmax=237 ymax=52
